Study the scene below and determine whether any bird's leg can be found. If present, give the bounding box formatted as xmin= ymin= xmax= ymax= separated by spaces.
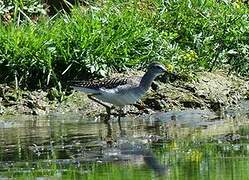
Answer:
xmin=105 ymin=106 xmax=111 ymax=114
xmin=118 ymin=107 xmax=123 ymax=131
xmin=87 ymin=95 xmax=112 ymax=121
xmin=118 ymin=107 xmax=127 ymax=137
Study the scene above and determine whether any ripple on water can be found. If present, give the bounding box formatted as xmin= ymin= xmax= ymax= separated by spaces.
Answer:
xmin=0 ymin=107 xmax=249 ymax=179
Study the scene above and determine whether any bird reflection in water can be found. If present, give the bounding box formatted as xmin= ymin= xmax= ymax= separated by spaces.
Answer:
xmin=103 ymin=120 xmax=168 ymax=177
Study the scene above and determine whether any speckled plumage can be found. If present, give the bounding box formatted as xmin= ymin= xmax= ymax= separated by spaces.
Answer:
xmin=72 ymin=77 xmax=140 ymax=90
xmin=71 ymin=63 xmax=167 ymax=107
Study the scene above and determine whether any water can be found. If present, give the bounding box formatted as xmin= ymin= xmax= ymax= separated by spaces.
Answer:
xmin=0 ymin=109 xmax=249 ymax=179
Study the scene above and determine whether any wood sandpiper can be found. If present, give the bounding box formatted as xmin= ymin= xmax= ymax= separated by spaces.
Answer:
xmin=71 ymin=63 xmax=167 ymax=121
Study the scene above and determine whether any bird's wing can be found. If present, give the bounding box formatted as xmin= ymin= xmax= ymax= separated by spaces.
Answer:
xmin=71 ymin=76 xmax=141 ymax=90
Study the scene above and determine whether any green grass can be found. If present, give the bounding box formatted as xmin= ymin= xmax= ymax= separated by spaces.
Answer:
xmin=0 ymin=0 xmax=249 ymax=89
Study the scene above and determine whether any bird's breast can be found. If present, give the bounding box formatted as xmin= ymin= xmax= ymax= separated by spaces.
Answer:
xmin=94 ymin=88 xmax=143 ymax=106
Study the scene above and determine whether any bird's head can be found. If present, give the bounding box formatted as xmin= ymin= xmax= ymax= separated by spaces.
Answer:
xmin=147 ymin=62 xmax=167 ymax=76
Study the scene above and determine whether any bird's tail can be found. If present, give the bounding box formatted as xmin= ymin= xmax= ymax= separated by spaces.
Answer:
xmin=71 ymin=86 xmax=100 ymax=94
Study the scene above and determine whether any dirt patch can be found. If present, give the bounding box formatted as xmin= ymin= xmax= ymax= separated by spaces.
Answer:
xmin=142 ymin=71 xmax=249 ymax=112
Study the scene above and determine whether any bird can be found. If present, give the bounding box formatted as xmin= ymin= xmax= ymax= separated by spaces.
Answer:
xmin=71 ymin=63 xmax=167 ymax=122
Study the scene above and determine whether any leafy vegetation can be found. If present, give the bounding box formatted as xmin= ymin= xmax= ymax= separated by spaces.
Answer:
xmin=0 ymin=0 xmax=249 ymax=89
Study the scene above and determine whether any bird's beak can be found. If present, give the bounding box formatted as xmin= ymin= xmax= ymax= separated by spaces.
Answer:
xmin=160 ymin=64 xmax=178 ymax=82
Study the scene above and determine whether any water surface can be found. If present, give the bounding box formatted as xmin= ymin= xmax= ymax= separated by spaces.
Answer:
xmin=0 ymin=109 xmax=249 ymax=179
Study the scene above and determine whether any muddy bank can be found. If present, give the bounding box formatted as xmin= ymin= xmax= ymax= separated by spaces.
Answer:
xmin=0 ymin=71 xmax=249 ymax=116
xmin=143 ymin=71 xmax=249 ymax=112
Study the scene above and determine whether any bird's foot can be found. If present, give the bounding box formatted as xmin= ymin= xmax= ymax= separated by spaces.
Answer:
xmin=111 ymin=111 xmax=126 ymax=117
xmin=100 ymin=113 xmax=111 ymax=123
